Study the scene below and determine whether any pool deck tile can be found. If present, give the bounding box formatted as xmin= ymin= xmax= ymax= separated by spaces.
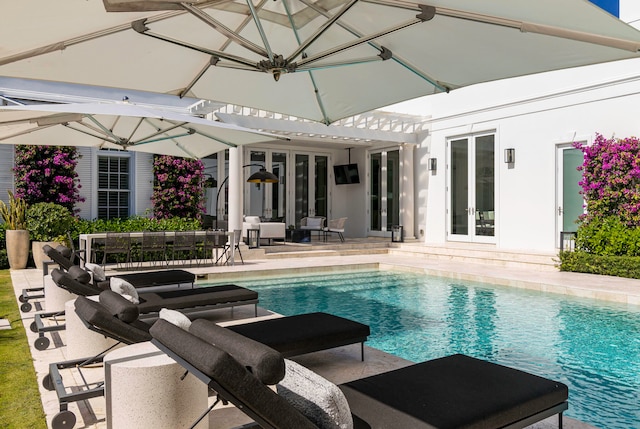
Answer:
xmin=10 ymin=250 xmax=630 ymax=429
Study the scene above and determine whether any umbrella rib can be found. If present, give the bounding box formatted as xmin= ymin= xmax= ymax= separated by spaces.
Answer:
xmin=296 ymin=13 xmax=428 ymax=67
xmin=85 ymin=115 xmax=125 ymax=144
xmin=179 ymin=0 xmax=270 ymax=98
xmin=132 ymin=20 xmax=260 ymax=69
xmin=61 ymin=123 xmax=120 ymax=146
xmin=298 ymin=0 xmax=448 ymax=91
xmin=287 ymin=0 xmax=360 ymax=63
xmin=245 ymin=0 xmax=275 ymax=63
xmin=281 ymin=0 xmax=331 ymax=125
xmin=179 ymin=2 xmax=269 ymax=58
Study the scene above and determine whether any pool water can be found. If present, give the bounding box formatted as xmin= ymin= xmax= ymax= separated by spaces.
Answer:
xmin=225 ymin=270 xmax=640 ymax=429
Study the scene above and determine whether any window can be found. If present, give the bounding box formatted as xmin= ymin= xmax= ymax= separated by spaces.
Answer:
xmin=98 ymin=155 xmax=130 ymax=219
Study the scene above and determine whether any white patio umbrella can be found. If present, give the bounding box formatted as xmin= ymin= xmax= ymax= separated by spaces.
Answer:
xmin=0 ymin=102 xmax=285 ymax=158
xmin=2 ymin=0 xmax=640 ymax=124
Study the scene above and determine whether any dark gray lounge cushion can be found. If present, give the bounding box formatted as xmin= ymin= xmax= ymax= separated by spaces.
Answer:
xmin=99 ymin=290 xmax=140 ymax=323
xmin=74 ymin=296 xmax=151 ymax=344
xmin=189 ymin=318 xmax=285 ymax=385
xmin=43 ymin=244 xmax=75 ymax=270
xmin=340 ymin=354 xmax=569 ymax=429
xmin=52 ymin=268 xmax=102 ymax=296
xmin=68 ymin=265 xmax=92 ymax=285
xmin=137 ymin=284 xmax=257 ymax=313
xmin=227 ymin=312 xmax=370 ymax=357
xmin=55 ymin=244 xmax=73 ymax=259
xmin=150 ymin=319 xmax=318 ymax=429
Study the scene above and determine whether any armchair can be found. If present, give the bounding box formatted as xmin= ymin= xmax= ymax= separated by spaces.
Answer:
xmin=242 ymin=216 xmax=286 ymax=245
xmin=299 ymin=216 xmax=326 ymax=240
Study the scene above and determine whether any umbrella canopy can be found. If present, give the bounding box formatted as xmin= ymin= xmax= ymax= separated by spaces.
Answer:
xmin=2 ymin=0 xmax=640 ymax=124
xmin=0 ymin=102 xmax=284 ymax=158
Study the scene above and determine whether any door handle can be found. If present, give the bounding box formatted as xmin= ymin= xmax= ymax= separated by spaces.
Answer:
xmin=558 ymin=206 xmax=563 ymax=216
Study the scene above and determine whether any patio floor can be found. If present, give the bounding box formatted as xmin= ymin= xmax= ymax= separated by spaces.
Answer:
xmin=12 ymin=242 xmax=638 ymax=429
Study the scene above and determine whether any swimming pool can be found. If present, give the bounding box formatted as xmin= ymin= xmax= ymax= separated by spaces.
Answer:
xmin=224 ymin=270 xmax=640 ymax=429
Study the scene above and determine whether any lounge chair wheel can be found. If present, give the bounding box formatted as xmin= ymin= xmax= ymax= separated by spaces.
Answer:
xmin=34 ymin=336 xmax=50 ymax=351
xmin=30 ymin=321 xmax=38 ymax=333
xmin=19 ymin=294 xmax=26 ymax=303
xmin=20 ymin=302 xmax=32 ymax=312
xmin=43 ymin=373 xmax=56 ymax=391
xmin=51 ymin=410 xmax=76 ymax=429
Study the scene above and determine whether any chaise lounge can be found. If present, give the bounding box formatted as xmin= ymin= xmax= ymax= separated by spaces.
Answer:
xmin=46 ymin=291 xmax=370 ymax=428
xmin=31 ymin=268 xmax=258 ymax=350
xmin=151 ymin=318 xmax=569 ymax=429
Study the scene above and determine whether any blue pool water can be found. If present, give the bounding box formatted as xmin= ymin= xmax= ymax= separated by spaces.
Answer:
xmin=224 ymin=270 xmax=640 ymax=429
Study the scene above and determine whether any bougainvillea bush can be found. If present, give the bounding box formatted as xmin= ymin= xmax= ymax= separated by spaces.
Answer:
xmin=13 ymin=145 xmax=84 ymax=212
xmin=151 ymin=155 xmax=205 ymax=220
xmin=574 ymin=133 xmax=640 ymax=225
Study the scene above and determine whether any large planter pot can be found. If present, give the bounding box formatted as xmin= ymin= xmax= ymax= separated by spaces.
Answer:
xmin=6 ymin=229 xmax=30 ymax=270
xmin=32 ymin=240 xmax=62 ymax=271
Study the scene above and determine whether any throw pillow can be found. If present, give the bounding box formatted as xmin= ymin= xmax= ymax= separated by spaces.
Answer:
xmin=307 ymin=218 xmax=322 ymax=228
xmin=159 ymin=308 xmax=192 ymax=331
xmin=110 ymin=277 xmax=139 ymax=304
xmin=277 ymin=359 xmax=353 ymax=429
xmin=85 ymin=262 xmax=107 ymax=282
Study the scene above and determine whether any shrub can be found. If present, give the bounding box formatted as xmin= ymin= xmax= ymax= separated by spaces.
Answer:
xmin=575 ymin=216 xmax=640 ymax=257
xmin=558 ymin=251 xmax=640 ymax=279
xmin=13 ymin=145 xmax=84 ymax=213
xmin=151 ymin=155 xmax=205 ymax=220
xmin=26 ymin=203 xmax=74 ymax=242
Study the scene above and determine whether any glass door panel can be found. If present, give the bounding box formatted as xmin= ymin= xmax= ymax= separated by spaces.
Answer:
xmin=271 ymin=152 xmax=287 ymax=221
xmin=475 ymin=136 xmax=495 ymax=237
xmin=295 ymin=154 xmax=310 ymax=224
xmin=370 ymin=152 xmax=382 ymax=231
xmin=386 ymin=150 xmax=400 ymax=230
xmin=248 ymin=151 xmax=267 ymax=217
xmin=314 ymin=156 xmax=328 ymax=219
xmin=450 ymin=139 xmax=469 ymax=236
xmin=556 ymin=145 xmax=584 ymax=247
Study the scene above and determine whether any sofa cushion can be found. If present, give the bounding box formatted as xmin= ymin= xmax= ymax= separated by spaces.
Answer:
xmin=277 ymin=359 xmax=353 ymax=429
xmin=244 ymin=216 xmax=261 ymax=224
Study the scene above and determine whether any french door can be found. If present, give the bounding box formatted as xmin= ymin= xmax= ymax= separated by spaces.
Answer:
xmin=556 ymin=144 xmax=584 ymax=247
xmin=246 ymin=150 xmax=287 ymax=220
xmin=294 ymin=153 xmax=329 ymax=225
xmin=447 ymin=134 xmax=496 ymax=243
xmin=245 ymin=149 xmax=328 ymax=225
xmin=369 ymin=149 xmax=400 ymax=235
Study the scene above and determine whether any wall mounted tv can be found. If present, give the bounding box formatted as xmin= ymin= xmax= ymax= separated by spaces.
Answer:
xmin=334 ymin=163 xmax=360 ymax=185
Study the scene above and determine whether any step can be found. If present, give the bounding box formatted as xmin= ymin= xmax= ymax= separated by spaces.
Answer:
xmin=389 ymin=244 xmax=557 ymax=271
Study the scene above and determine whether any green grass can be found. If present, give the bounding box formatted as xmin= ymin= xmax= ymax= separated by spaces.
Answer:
xmin=0 ymin=270 xmax=47 ymax=429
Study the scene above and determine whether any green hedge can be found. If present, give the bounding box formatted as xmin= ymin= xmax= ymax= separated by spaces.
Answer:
xmin=0 ymin=216 xmax=204 ymax=269
xmin=558 ymin=251 xmax=640 ymax=279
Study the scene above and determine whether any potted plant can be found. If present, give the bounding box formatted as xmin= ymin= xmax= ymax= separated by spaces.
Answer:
xmin=26 ymin=202 xmax=74 ymax=270
xmin=0 ymin=190 xmax=29 ymax=269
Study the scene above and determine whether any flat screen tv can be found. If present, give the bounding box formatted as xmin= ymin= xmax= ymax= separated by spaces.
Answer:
xmin=334 ymin=163 xmax=360 ymax=185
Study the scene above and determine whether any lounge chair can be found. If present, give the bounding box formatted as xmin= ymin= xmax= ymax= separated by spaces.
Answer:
xmin=46 ymin=292 xmax=369 ymax=428
xmin=31 ymin=268 xmax=258 ymax=350
xmin=150 ymin=318 xmax=569 ymax=429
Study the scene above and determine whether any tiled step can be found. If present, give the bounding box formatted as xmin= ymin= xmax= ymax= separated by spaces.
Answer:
xmin=388 ymin=244 xmax=557 ymax=271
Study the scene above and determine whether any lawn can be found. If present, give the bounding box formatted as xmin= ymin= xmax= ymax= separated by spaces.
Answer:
xmin=0 ymin=270 xmax=47 ymax=429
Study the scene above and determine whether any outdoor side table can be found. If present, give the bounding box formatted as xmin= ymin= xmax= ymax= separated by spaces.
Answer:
xmin=104 ymin=341 xmax=207 ymax=429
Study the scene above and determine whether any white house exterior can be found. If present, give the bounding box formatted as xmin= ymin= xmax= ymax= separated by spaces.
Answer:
xmin=1 ymin=0 xmax=639 ymax=255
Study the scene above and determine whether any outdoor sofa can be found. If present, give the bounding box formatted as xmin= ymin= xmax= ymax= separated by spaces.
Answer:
xmin=151 ymin=318 xmax=570 ymax=429
xmin=242 ymin=215 xmax=286 ymax=244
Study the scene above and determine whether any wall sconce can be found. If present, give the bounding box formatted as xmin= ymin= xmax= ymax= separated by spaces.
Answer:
xmin=504 ymin=148 xmax=515 ymax=164
xmin=428 ymin=158 xmax=437 ymax=172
